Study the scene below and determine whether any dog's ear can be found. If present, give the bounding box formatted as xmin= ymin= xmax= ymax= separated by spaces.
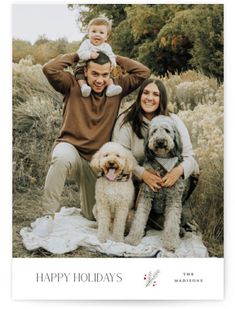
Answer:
xmin=90 ymin=150 xmax=101 ymax=172
xmin=172 ymin=128 xmax=183 ymax=158
xmin=144 ymin=132 xmax=155 ymax=162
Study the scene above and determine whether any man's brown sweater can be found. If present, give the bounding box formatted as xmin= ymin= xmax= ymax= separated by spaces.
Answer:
xmin=43 ymin=53 xmax=150 ymax=161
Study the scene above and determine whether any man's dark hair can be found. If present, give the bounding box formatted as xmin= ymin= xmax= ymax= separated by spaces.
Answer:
xmin=73 ymin=51 xmax=111 ymax=80
xmin=86 ymin=51 xmax=111 ymax=67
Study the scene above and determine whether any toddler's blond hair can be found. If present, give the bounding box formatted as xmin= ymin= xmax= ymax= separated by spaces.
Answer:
xmin=88 ymin=17 xmax=112 ymax=35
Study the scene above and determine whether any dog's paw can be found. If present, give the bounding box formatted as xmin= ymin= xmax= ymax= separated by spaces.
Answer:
xmin=125 ymin=234 xmax=141 ymax=246
xmin=162 ymin=237 xmax=179 ymax=252
xmin=163 ymin=243 xmax=176 ymax=252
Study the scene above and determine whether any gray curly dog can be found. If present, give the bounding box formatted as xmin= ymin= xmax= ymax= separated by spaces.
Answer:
xmin=125 ymin=115 xmax=197 ymax=251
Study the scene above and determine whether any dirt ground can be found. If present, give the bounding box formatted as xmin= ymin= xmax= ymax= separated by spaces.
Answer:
xmin=12 ymin=187 xmax=108 ymax=258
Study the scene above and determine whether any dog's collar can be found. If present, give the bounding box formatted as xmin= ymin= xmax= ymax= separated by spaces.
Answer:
xmin=154 ymin=157 xmax=179 ymax=172
xmin=98 ymin=171 xmax=132 ymax=182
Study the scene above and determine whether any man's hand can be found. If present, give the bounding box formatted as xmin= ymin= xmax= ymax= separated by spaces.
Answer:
xmin=142 ymin=170 xmax=163 ymax=191
xmin=161 ymin=165 xmax=184 ymax=188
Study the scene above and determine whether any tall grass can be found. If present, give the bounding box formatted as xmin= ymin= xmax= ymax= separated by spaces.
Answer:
xmin=13 ymin=58 xmax=63 ymax=191
xmin=13 ymin=60 xmax=224 ymax=256
xmin=164 ymin=71 xmax=223 ymax=256
xmin=178 ymin=98 xmax=223 ymax=256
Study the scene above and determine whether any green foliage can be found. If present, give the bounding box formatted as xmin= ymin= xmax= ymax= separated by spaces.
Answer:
xmin=74 ymin=4 xmax=223 ymax=81
xmin=189 ymin=5 xmax=224 ymax=81
xmin=111 ymin=19 xmax=137 ymax=58
xmin=158 ymin=5 xmax=224 ymax=81
xmin=73 ymin=4 xmax=130 ymax=29
xmin=125 ymin=5 xmax=163 ymax=42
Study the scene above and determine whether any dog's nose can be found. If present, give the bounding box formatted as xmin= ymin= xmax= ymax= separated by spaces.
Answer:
xmin=109 ymin=161 xmax=115 ymax=167
xmin=156 ymin=139 xmax=165 ymax=148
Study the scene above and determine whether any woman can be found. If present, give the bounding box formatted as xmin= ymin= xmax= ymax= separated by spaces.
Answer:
xmin=112 ymin=79 xmax=199 ymax=229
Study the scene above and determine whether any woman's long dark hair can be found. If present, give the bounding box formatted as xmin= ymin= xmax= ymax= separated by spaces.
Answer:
xmin=121 ymin=79 xmax=170 ymax=138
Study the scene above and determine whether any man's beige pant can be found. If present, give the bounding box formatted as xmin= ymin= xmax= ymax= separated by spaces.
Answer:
xmin=42 ymin=142 xmax=97 ymax=220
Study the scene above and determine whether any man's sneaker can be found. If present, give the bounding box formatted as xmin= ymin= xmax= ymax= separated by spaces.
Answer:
xmin=106 ymin=84 xmax=122 ymax=97
xmin=81 ymin=84 xmax=91 ymax=97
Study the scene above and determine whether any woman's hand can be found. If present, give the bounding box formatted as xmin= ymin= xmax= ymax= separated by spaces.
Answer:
xmin=161 ymin=165 xmax=184 ymax=187
xmin=142 ymin=170 xmax=163 ymax=191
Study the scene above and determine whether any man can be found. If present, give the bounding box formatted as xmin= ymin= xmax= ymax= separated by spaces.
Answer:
xmin=42 ymin=51 xmax=150 ymax=220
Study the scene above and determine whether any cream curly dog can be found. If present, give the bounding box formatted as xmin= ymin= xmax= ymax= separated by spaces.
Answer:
xmin=90 ymin=142 xmax=135 ymax=243
xmin=125 ymin=115 xmax=193 ymax=251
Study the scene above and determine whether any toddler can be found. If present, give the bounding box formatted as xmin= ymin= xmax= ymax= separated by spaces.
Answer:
xmin=75 ymin=17 xmax=122 ymax=97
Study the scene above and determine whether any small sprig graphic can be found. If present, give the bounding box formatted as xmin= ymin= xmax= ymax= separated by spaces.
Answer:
xmin=144 ymin=270 xmax=160 ymax=287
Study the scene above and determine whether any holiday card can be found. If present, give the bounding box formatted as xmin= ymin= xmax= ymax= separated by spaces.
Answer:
xmin=12 ymin=2 xmax=224 ymax=300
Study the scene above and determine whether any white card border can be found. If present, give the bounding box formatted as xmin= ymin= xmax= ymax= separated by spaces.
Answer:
xmin=12 ymin=257 xmax=224 ymax=300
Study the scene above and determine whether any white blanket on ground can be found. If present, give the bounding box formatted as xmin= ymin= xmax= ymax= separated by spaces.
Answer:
xmin=20 ymin=207 xmax=209 ymax=257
